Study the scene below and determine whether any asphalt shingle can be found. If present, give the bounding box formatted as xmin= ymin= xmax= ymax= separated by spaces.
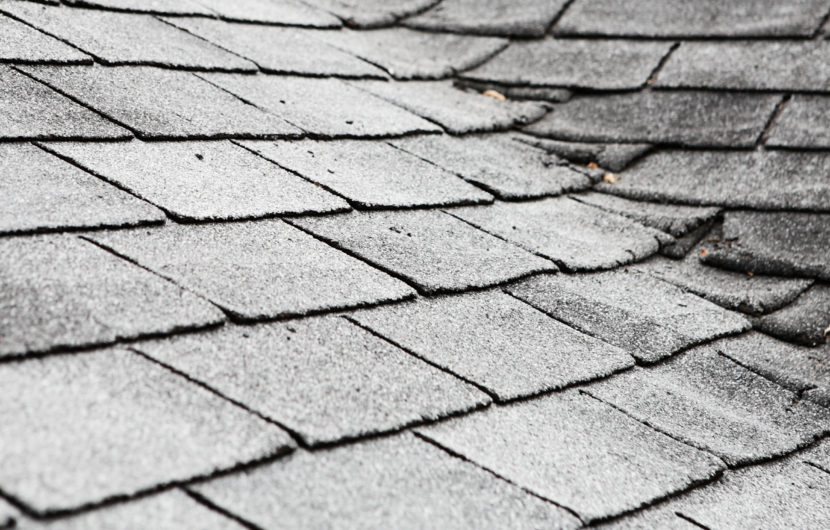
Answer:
xmin=203 ymin=73 xmax=439 ymax=137
xmin=300 ymin=0 xmax=440 ymax=28
xmin=89 ymin=220 xmax=414 ymax=321
xmin=507 ymin=270 xmax=751 ymax=363
xmin=192 ymin=0 xmax=341 ymax=26
xmin=0 ymin=500 xmax=13 ymax=530
xmin=462 ymin=39 xmax=672 ymax=91
xmin=0 ymin=347 xmax=293 ymax=514
xmin=137 ymin=317 xmax=489 ymax=446
xmin=45 ymin=140 xmax=348 ymax=221
xmin=594 ymin=506 xmax=699 ymax=530
xmin=418 ymin=390 xmax=725 ymax=523
xmin=193 ymin=433 xmax=581 ymax=530
xmin=290 ymin=209 xmax=557 ymax=295
xmin=403 ymin=0 xmax=569 ymax=37
xmin=450 ymin=197 xmax=668 ymax=272
xmin=350 ymin=290 xmax=634 ymax=401
xmin=524 ymin=91 xmax=780 ymax=148
xmin=0 ymin=13 xmax=91 ymax=64
xmin=63 ymin=0 xmax=213 ymax=15
xmin=758 ymin=283 xmax=830 ymax=346
xmin=0 ymin=143 xmax=164 ymax=235
xmin=456 ymin=81 xmax=573 ymax=103
xmin=239 ymin=139 xmax=490 ymax=209
xmin=21 ymin=65 xmax=300 ymax=139
xmin=515 ymin=136 xmax=653 ymax=172
xmin=0 ymin=235 xmax=224 ymax=359
xmin=767 ymin=95 xmax=830 ymax=148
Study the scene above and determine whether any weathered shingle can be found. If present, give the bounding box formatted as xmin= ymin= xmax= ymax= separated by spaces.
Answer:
xmin=758 ymin=283 xmax=830 ymax=346
xmin=64 ymin=0 xmax=213 ymax=15
xmin=515 ymin=135 xmax=653 ymax=172
xmin=767 ymin=95 xmax=830 ymax=148
xmin=0 ymin=13 xmax=91 ymax=64
xmin=193 ymin=0 xmax=340 ymax=26
xmin=301 ymin=0 xmax=440 ymax=28
xmin=404 ymin=0 xmax=569 ymax=37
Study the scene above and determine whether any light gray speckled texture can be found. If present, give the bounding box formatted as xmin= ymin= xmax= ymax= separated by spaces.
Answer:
xmin=759 ymin=283 xmax=830 ymax=346
xmin=0 ymin=2 xmax=255 ymax=71
xmin=514 ymin=135 xmax=653 ymax=172
xmin=290 ymin=209 xmax=556 ymax=294
xmin=0 ymin=235 xmax=224 ymax=358
xmin=64 ymin=0 xmax=212 ymax=15
xmin=525 ymin=91 xmax=780 ymax=148
xmin=594 ymin=506 xmax=698 ymax=530
xmin=767 ymin=95 xmax=830 ymax=148
xmin=450 ymin=197 xmax=667 ymax=272
xmin=138 ymin=317 xmax=489 ymax=446
xmin=238 ymin=139 xmax=491 ymax=209
xmin=391 ymin=134 xmax=590 ymax=200
xmin=193 ymin=433 xmax=581 ymax=530
xmin=507 ymin=270 xmax=751 ymax=363
xmin=46 ymin=140 xmax=348 ymax=221
xmin=0 ymin=499 xmax=14 ymax=530
xmin=0 ymin=143 xmax=164 ymax=235
xmin=350 ymin=290 xmax=634 ymax=401
xmin=193 ymin=0 xmax=340 ymax=26
xmin=457 ymin=80 xmax=573 ymax=103
xmin=463 ymin=39 xmax=672 ymax=90
xmin=0 ymin=14 xmax=90 ymax=64
xmin=21 ymin=65 xmax=300 ymax=140
xmin=0 ymin=348 xmax=293 ymax=515
xmin=404 ymin=0 xmax=568 ymax=37
xmin=203 ymin=73 xmax=439 ymax=138
xmin=349 ymin=80 xmax=548 ymax=134
xmin=301 ymin=0 xmax=439 ymax=28
xmin=89 ymin=220 xmax=414 ymax=321
xmin=586 ymin=345 xmax=830 ymax=466
xmin=418 ymin=390 xmax=725 ymax=523
xmin=316 ymin=27 xmax=507 ymax=80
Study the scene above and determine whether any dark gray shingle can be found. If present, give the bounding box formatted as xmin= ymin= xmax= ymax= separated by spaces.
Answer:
xmin=515 ymin=135 xmax=653 ymax=172
xmin=0 ymin=13 xmax=91 ymax=64
xmin=767 ymin=95 xmax=830 ymax=148
xmin=404 ymin=0 xmax=569 ymax=37
xmin=758 ymin=283 xmax=830 ymax=346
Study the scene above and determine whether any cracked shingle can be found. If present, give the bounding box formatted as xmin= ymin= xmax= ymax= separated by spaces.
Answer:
xmin=0 ymin=13 xmax=91 ymax=64
xmin=403 ymin=0 xmax=569 ymax=37
xmin=192 ymin=0 xmax=340 ymax=26
xmin=758 ymin=283 xmax=830 ymax=346
xmin=514 ymin=135 xmax=653 ymax=172
xmin=301 ymin=0 xmax=440 ymax=28
xmin=767 ymin=95 xmax=830 ymax=148
xmin=290 ymin=209 xmax=556 ymax=295
xmin=0 ymin=348 xmax=293 ymax=515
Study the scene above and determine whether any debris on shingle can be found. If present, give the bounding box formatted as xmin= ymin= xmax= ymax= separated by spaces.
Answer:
xmin=0 ymin=348 xmax=293 ymax=514
xmin=391 ymin=134 xmax=590 ymax=200
xmin=598 ymin=149 xmax=830 ymax=211
xmin=507 ymin=270 xmax=751 ymax=363
xmin=193 ymin=433 xmax=581 ymax=530
xmin=456 ymin=80 xmax=573 ymax=103
xmin=45 ymin=140 xmax=348 ymax=222
xmin=202 ymin=73 xmax=439 ymax=137
xmin=238 ymin=139 xmax=490 ymax=209
xmin=450 ymin=198 xmax=668 ymax=271
xmin=766 ymin=95 xmax=830 ymax=149
xmin=555 ymin=0 xmax=830 ymax=38
xmin=301 ymin=0 xmax=441 ymax=28
xmin=89 ymin=220 xmax=414 ymax=321
xmin=138 ymin=317 xmax=489 ymax=446
xmin=193 ymin=0 xmax=340 ymax=27
xmin=315 ymin=27 xmax=507 ymax=80
xmin=758 ymin=283 xmax=830 ymax=346
xmin=21 ymin=65 xmax=300 ymax=139
xmin=350 ymin=290 xmax=634 ymax=401
xmin=462 ymin=39 xmax=672 ymax=91
xmin=702 ymin=211 xmax=830 ymax=281
xmin=514 ymin=135 xmax=652 ymax=172
xmin=418 ymin=390 xmax=725 ymax=523
xmin=585 ymin=345 xmax=830 ymax=467
xmin=348 ymin=80 xmax=548 ymax=134
xmin=64 ymin=0 xmax=213 ymax=15
xmin=290 ymin=209 xmax=556 ymax=295
xmin=524 ymin=91 xmax=779 ymax=148
xmin=0 ymin=2 xmax=256 ymax=71
xmin=0 ymin=143 xmax=164 ymax=235
xmin=0 ymin=14 xmax=91 ymax=64
xmin=0 ymin=235 xmax=224 ymax=359
xmin=164 ymin=18 xmax=383 ymax=77
xmin=403 ymin=0 xmax=569 ymax=37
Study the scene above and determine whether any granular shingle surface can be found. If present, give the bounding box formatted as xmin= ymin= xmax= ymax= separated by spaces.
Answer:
xmin=758 ymin=283 xmax=830 ymax=346
xmin=403 ymin=0 xmax=569 ymax=37
xmin=767 ymin=95 xmax=830 ymax=148
xmin=193 ymin=433 xmax=581 ymax=530
xmin=515 ymin=136 xmax=653 ymax=172
xmin=137 ymin=316 xmax=489 ymax=446
xmin=0 ymin=347 xmax=293 ymax=514
xmin=193 ymin=0 xmax=340 ymax=26
xmin=88 ymin=220 xmax=414 ymax=321
xmin=0 ymin=14 xmax=91 ymax=64
xmin=301 ymin=0 xmax=440 ymax=28
xmin=64 ymin=0 xmax=213 ymax=15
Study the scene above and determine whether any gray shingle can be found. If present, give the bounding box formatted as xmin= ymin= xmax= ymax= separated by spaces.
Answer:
xmin=164 ymin=19 xmax=383 ymax=77
xmin=507 ymin=270 xmax=751 ymax=363
xmin=599 ymin=149 xmax=830 ymax=211
xmin=0 ymin=235 xmax=224 ymax=359
xmin=0 ymin=2 xmax=256 ymax=71
xmin=514 ymin=135 xmax=653 ymax=172
xmin=316 ymin=27 xmax=507 ymax=80
xmin=301 ymin=0 xmax=440 ymax=28
xmin=349 ymin=290 xmax=634 ymax=401
xmin=418 ymin=390 xmax=725 ymax=523
xmin=21 ymin=65 xmax=300 ymax=139
xmin=0 ymin=499 xmax=13 ymax=530
xmin=524 ymin=91 xmax=779 ymax=148
xmin=0 ymin=14 xmax=91 ymax=64
xmin=349 ymin=80 xmax=548 ymax=134
xmin=193 ymin=0 xmax=340 ymax=26
xmin=0 ymin=347 xmax=293 ymax=515
xmin=391 ymin=134 xmax=590 ymax=200
xmin=758 ymin=283 xmax=830 ymax=346
xmin=457 ymin=81 xmax=573 ymax=103
xmin=0 ymin=143 xmax=164 ymax=235
xmin=45 ymin=140 xmax=348 ymax=221
xmin=88 ymin=220 xmax=414 ymax=321
xmin=585 ymin=345 xmax=830 ymax=466
xmin=462 ymin=39 xmax=672 ymax=91
xmin=450 ymin=198 xmax=667 ymax=272
xmin=238 ymin=139 xmax=490 ymax=209
xmin=594 ymin=506 xmax=699 ymax=530
xmin=64 ymin=0 xmax=213 ymax=15
xmin=137 ymin=317 xmax=489 ymax=446
xmin=767 ymin=95 xmax=830 ymax=148
xmin=290 ymin=209 xmax=557 ymax=295
xmin=202 ymin=73 xmax=439 ymax=137
xmin=555 ymin=0 xmax=830 ymax=38
xmin=404 ymin=0 xmax=569 ymax=37
xmin=193 ymin=433 xmax=581 ymax=530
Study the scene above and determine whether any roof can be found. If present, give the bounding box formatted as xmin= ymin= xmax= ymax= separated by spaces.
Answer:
xmin=1 ymin=0 xmax=830 ymax=528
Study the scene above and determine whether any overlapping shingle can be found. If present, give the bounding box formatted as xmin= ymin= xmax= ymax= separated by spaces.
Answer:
xmin=758 ymin=283 xmax=830 ymax=346
xmin=515 ymin=135 xmax=653 ymax=172
xmin=404 ymin=0 xmax=569 ymax=37
xmin=0 ymin=14 xmax=91 ymax=64
xmin=193 ymin=0 xmax=340 ymax=26
xmin=767 ymin=95 xmax=830 ymax=148
xmin=64 ymin=0 xmax=213 ymax=15
xmin=301 ymin=0 xmax=440 ymax=28
xmin=0 ymin=500 xmax=13 ymax=530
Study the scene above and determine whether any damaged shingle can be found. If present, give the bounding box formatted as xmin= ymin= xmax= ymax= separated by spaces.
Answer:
xmin=758 ymin=283 xmax=830 ymax=346
xmin=192 ymin=0 xmax=341 ymax=27
xmin=301 ymin=0 xmax=440 ymax=28
xmin=514 ymin=135 xmax=653 ymax=173
xmin=766 ymin=95 xmax=830 ymax=149
xmin=403 ymin=0 xmax=569 ymax=38
xmin=0 ymin=13 xmax=91 ymax=64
